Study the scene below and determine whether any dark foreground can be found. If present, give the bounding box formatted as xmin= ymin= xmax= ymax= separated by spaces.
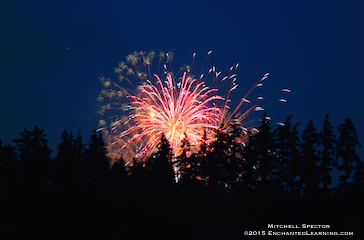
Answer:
xmin=1 ymin=181 xmax=363 ymax=240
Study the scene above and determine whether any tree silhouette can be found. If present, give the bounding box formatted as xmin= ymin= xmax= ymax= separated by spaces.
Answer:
xmin=55 ymin=129 xmax=78 ymax=190
xmin=274 ymin=115 xmax=301 ymax=195
xmin=241 ymin=131 xmax=258 ymax=192
xmin=1 ymin=114 xmax=363 ymax=238
xmin=148 ymin=133 xmax=175 ymax=188
xmin=54 ymin=129 xmax=85 ymax=190
xmin=290 ymin=122 xmax=301 ymax=195
xmin=353 ymin=161 xmax=364 ymax=186
xmin=336 ymin=118 xmax=361 ymax=189
xmin=83 ymin=129 xmax=110 ymax=189
xmin=74 ymin=130 xmax=85 ymax=166
xmin=0 ymin=139 xmax=19 ymax=195
xmin=318 ymin=114 xmax=336 ymax=195
xmin=196 ymin=129 xmax=210 ymax=184
xmin=207 ymin=126 xmax=231 ymax=196
xmin=13 ymin=125 xmax=53 ymax=191
xmin=300 ymin=119 xmax=320 ymax=197
xmin=226 ymin=118 xmax=245 ymax=191
xmin=177 ymin=133 xmax=193 ymax=181
xmin=252 ymin=113 xmax=275 ymax=191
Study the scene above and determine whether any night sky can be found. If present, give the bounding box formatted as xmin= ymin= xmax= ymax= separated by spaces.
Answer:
xmin=1 ymin=0 xmax=363 ymax=185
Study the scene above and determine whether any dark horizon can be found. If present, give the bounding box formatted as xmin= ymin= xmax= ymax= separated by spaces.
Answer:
xmin=1 ymin=118 xmax=362 ymax=238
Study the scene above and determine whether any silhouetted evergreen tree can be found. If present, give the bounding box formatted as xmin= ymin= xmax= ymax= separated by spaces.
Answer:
xmin=241 ymin=131 xmax=258 ymax=192
xmin=83 ymin=129 xmax=110 ymax=189
xmin=196 ymin=129 xmax=210 ymax=184
xmin=353 ymin=161 xmax=364 ymax=186
xmin=55 ymin=129 xmax=72 ymax=187
xmin=290 ymin=122 xmax=301 ymax=195
xmin=0 ymin=139 xmax=19 ymax=195
xmin=226 ymin=118 xmax=244 ymax=191
xmin=13 ymin=125 xmax=53 ymax=191
xmin=300 ymin=119 xmax=320 ymax=197
xmin=177 ymin=133 xmax=192 ymax=181
xmin=273 ymin=115 xmax=301 ymax=195
xmin=318 ymin=114 xmax=336 ymax=195
xmin=54 ymin=129 xmax=84 ymax=190
xmin=74 ymin=129 xmax=85 ymax=165
xmin=148 ymin=133 xmax=175 ymax=188
xmin=208 ymin=126 xmax=230 ymax=195
xmin=73 ymin=129 xmax=85 ymax=187
xmin=253 ymin=113 xmax=275 ymax=191
xmin=336 ymin=118 xmax=361 ymax=188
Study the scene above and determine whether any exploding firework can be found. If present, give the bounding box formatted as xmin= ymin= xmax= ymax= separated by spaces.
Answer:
xmin=97 ymin=50 xmax=290 ymax=166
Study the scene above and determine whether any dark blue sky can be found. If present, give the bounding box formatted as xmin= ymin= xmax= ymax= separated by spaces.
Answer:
xmin=1 ymin=0 xmax=363 ymax=184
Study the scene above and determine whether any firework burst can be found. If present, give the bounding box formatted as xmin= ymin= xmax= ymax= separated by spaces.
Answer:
xmin=97 ymin=50 xmax=290 ymax=166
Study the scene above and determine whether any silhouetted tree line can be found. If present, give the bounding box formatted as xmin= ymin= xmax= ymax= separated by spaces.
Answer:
xmin=136 ymin=113 xmax=362 ymax=199
xmin=0 ymin=113 xmax=363 ymax=239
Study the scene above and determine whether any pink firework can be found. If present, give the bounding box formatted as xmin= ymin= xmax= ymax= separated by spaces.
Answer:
xmin=98 ymin=51 xmax=224 ymax=165
xmin=121 ymin=71 xmax=223 ymax=160
xmin=97 ymin=50 xmax=290 ymax=166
